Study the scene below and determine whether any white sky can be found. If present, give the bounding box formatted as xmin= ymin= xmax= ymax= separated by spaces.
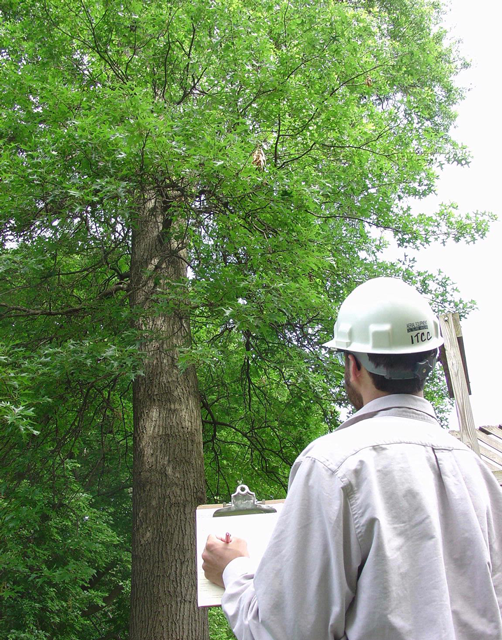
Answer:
xmin=395 ymin=0 xmax=502 ymax=427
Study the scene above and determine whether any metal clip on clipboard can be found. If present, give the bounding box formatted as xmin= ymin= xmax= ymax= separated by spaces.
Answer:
xmin=213 ymin=484 xmax=277 ymax=517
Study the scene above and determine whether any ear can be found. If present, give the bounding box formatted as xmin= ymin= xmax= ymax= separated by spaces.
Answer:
xmin=347 ymin=354 xmax=362 ymax=382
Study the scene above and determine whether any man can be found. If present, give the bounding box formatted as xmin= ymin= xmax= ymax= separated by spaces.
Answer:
xmin=202 ymin=277 xmax=502 ymax=639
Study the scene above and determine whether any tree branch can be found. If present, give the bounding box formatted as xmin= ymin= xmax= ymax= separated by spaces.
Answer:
xmin=82 ymin=584 xmax=124 ymax=617
xmin=0 ymin=284 xmax=128 ymax=318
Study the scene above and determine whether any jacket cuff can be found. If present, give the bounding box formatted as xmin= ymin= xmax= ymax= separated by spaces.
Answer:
xmin=222 ymin=556 xmax=256 ymax=588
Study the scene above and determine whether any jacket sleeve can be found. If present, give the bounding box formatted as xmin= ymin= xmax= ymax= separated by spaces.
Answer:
xmin=221 ymin=456 xmax=361 ymax=640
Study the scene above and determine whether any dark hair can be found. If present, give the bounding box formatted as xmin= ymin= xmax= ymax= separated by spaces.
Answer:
xmin=365 ymin=349 xmax=437 ymax=394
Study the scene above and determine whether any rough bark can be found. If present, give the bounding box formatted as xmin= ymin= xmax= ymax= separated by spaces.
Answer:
xmin=129 ymin=191 xmax=208 ymax=640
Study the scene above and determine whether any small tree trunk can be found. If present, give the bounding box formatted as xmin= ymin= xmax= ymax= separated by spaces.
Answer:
xmin=129 ymin=191 xmax=208 ymax=640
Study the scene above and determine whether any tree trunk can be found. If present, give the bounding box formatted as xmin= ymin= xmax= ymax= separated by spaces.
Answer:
xmin=129 ymin=191 xmax=208 ymax=640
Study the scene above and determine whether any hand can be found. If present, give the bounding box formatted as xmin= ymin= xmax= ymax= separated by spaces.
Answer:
xmin=202 ymin=534 xmax=249 ymax=588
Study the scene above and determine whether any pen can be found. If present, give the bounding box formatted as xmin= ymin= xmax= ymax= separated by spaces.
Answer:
xmin=225 ymin=532 xmax=231 ymax=544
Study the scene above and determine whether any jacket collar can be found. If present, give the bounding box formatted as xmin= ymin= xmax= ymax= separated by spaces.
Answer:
xmin=339 ymin=394 xmax=439 ymax=431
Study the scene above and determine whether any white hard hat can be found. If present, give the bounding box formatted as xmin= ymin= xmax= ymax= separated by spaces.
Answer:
xmin=324 ymin=277 xmax=444 ymax=355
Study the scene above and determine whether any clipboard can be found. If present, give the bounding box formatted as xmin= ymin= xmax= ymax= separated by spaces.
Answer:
xmin=196 ymin=485 xmax=285 ymax=607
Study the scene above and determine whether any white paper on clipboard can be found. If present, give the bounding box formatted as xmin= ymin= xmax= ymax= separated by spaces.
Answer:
xmin=196 ymin=497 xmax=284 ymax=607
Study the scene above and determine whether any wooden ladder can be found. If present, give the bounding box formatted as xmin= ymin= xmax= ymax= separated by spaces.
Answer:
xmin=440 ymin=313 xmax=502 ymax=484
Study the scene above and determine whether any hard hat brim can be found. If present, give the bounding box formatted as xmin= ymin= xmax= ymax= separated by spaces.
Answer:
xmin=322 ymin=338 xmax=339 ymax=350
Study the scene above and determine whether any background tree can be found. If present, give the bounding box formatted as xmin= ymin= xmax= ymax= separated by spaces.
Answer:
xmin=0 ymin=0 xmax=493 ymax=638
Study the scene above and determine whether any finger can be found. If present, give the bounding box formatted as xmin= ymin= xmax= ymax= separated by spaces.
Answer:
xmin=204 ymin=534 xmax=222 ymax=552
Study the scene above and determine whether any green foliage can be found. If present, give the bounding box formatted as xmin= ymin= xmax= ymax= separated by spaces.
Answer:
xmin=0 ymin=344 xmax=132 ymax=638
xmin=208 ymin=608 xmax=236 ymax=640
xmin=1 ymin=480 xmax=129 ymax=640
xmin=0 ymin=0 xmax=492 ymax=637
